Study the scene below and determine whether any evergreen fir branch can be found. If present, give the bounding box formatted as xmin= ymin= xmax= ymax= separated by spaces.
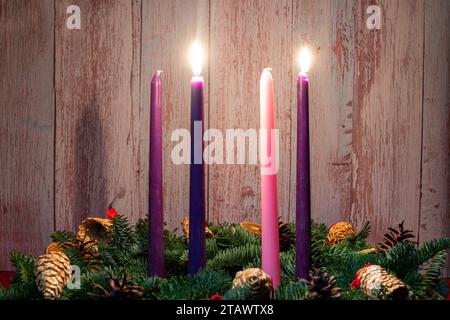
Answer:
xmin=275 ymin=281 xmax=308 ymax=300
xmin=344 ymin=222 xmax=371 ymax=250
xmin=108 ymin=215 xmax=135 ymax=251
xmin=0 ymin=282 xmax=41 ymax=300
xmin=382 ymin=242 xmax=419 ymax=277
xmin=140 ymin=276 xmax=166 ymax=299
xmin=223 ymin=285 xmax=253 ymax=300
xmin=416 ymin=238 xmax=450 ymax=266
xmin=206 ymin=244 xmax=261 ymax=276
xmin=342 ymin=288 xmax=369 ymax=300
xmin=324 ymin=245 xmax=382 ymax=288
xmin=133 ymin=218 xmax=149 ymax=257
xmin=62 ymin=247 xmax=89 ymax=272
xmin=280 ymin=250 xmax=296 ymax=283
xmin=311 ymin=222 xmax=329 ymax=267
xmin=424 ymin=249 xmax=447 ymax=290
xmin=156 ymin=270 xmax=231 ymax=300
xmin=164 ymin=248 xmax=188 ymax=276
xmin=402 ymin=272 xmax=427 ymax=300
xmin=214 ymin=225 xmax=259 ymax=250
xmin=206 ymin=238 xmax=219 ymax=259
xmin=9 ymin=251 xmax=36 ymax=285
xmin=433 ymin=280 xmax=449 ymax=299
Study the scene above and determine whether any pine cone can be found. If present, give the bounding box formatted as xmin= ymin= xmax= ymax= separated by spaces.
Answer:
xmin=377 ymin=221 xmax=415 ymax=253
xmin=327 ymin=222 xmax=356 ymax=244
xmin=91 ymin=274 xmax=143 ymax=300
xmin=305 ymin=268 xmax=341 ymax=300
xmin=61 ymin=236 xmax=102 ymax=267
xmin=278 ymin=220 xmax=295 ymax=251
xmin=355 ymin=264 xmax=409 ymax=300
xmin=77 ymin=217 xmax=112 ymax=247
xmin=181 ymin=217 xmax=215 ymax=242
xmin=232 ymin=268 xmax=273 ymax=300
xmin=35 ymin=252 xmax=72 ymax=300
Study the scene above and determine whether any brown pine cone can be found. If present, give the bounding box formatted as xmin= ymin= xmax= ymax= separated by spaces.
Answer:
xmin=377 ymin=221 xmax=415 ymax=253
xmin=90 ymin=274 xmax=144 ymax=300
xmin=306 ymin=268 xmax=341 ymax=300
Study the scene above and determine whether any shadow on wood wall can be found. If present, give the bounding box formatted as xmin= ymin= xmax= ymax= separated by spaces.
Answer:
xmin=75 ymin=105 xmax=107 ymax=228
xmin=0 ymin=0 xmax=449 ymax=271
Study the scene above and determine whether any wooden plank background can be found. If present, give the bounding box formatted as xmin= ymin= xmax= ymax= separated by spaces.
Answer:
xmin=0 ymin=0 xmax=55 ymax=269
xmin=0 ymin=0 xmax=449 ymax=271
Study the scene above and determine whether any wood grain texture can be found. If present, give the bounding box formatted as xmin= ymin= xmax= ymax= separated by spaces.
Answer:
xmin=351 ymin=0 xmax=424 ymax=243
xmin=208 ymin=0 xmax=293 ymax=224
xmin=1 ymin=0 xmax=449 ymax=269
xmin=0 ymin=0 xmax=54 ymax=269
xmin=420 ymin=0 xmax=450 ymax=274
xmin=292 ymin=0 xmax=355 ymax=227
xmin=55 ymin=0 xmax=142 ymax=231
xmin=141 ymin=0 xmax=209 ymax=231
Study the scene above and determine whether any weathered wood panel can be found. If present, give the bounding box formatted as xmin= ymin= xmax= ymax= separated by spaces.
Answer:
xmin=141 ymin=0 xmax=209 ymax=231
xmin=420 ymin=0 xmax=450 ymax=275
xmin=351 ymin=0 xmax=424 ymax=243
xmin=208 ymin=0 xmax=293 ymax=224
xmin=55 ymin=0 xmax=142 ymax=231
xmin=1 ymin=0 xmax=449 ymax=270
xmin=292 ymin=0 xmax=355 ymax=227
xmin=0 ymin=0 xmax=54 ymax=269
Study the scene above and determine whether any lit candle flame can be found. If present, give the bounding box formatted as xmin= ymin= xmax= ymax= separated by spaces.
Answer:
xmin=190 ymin=41 xmax=203 ymax=77
xmin=298 ymin=47 xmax=311 ymax=74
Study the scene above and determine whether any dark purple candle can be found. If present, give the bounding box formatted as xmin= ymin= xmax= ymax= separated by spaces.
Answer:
xmin=148 ymin=71 xmax=164 ymax=277
xmin=296 ymin=48 xmax=312 ymax=279
xmin=188 ymin=41 xmax=205 ymax=274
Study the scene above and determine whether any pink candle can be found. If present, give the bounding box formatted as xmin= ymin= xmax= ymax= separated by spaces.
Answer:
xmin=260 ymin=68 xmax=280 ymax=288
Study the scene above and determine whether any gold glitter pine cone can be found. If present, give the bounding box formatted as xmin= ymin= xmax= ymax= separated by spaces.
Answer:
xmin=327 ymin=222 xmax=356 ymax=244
xmin=77 ymin=217 xmax=112 ymax=246
xmin=232 ymin=268 xmax=273 ymax=300
xmin=356 ymin=264 xmax=409 ymax=300
xmin=35 ymin=252 xmax=72 ymax=300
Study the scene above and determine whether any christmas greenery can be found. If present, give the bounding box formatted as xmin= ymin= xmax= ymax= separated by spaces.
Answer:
xmin=0 ymin=216 xmax=449 ymax=300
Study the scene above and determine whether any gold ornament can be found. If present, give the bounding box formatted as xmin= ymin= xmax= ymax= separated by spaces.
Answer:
xmin=35 ymin=252 xmax=72 ymax=300
xmin=239 ymin=222 xmax=261 ymax=235
xmin=181 ymin=217 xmax=214 ymax=241
xmin=355 ymin=264 xmax=410 ymax=300
xmin=327 ymin=222 xmax=356 ymax=244
xmin=77 ymin=217 xmax=112 ymax=246
xmin=232 ymin=268 xmax=273 ymax=300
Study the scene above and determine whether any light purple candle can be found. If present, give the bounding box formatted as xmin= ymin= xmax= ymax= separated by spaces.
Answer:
xmin=148 ymin=71 xmax=164 ymax=277
xmin=296 ymin=49 xmax=312 ymax=279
